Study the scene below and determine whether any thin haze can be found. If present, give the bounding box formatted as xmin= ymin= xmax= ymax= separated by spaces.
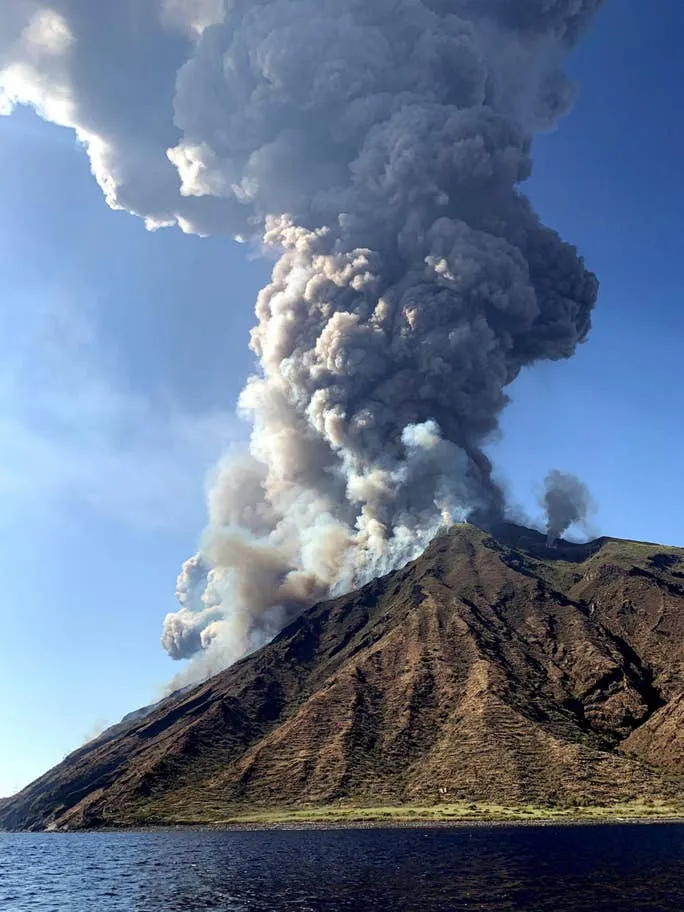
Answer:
xmin=0 ymin=0 xmax=602 ymax=679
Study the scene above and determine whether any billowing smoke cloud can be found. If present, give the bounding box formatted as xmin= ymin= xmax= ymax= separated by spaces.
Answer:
xmin=543 ymin=470 xmax=594 ymax=544
xmin=1 ymin=0 xmax=602 ymax=673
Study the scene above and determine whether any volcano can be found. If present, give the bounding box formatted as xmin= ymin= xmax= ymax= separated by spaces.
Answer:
xmin=2 ymin=523 xmax=683 ymax=831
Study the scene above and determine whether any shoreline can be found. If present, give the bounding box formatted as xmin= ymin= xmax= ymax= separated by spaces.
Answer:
xmin=6 ymin=808 xmax=683 ymax=835
xmin=139 ymin=816 xmax=684 ymax=833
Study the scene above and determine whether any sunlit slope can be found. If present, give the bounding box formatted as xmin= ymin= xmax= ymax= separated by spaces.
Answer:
xmin=2 ymin=523 xmax=682 ymax=830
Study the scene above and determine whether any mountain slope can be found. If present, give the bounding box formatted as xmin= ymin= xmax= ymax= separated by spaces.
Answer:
xmin=2 ymin=523 xmax=683 ymax=830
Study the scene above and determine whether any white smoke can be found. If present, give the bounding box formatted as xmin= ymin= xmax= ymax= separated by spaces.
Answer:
xmin=0 ymin=0 xmax=603 ymax=675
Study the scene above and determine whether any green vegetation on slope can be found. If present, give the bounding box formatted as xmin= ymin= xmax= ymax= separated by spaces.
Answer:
xmin=89 ymin=799 xmax=684 ymax=830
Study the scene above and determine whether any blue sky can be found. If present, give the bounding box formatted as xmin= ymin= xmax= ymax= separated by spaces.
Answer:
xmin=1 ymin=1 xmax=683 ymax=796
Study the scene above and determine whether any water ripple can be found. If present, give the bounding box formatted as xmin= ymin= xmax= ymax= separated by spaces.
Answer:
xmin=0 ymin=824 xmax=682 ymax=911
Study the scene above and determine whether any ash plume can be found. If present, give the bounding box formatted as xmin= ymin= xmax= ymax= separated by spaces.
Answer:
xmin=543 ymin=470 xmax=594 ymax=545
xmin=0 ymin=0 xmax=602 ymax=675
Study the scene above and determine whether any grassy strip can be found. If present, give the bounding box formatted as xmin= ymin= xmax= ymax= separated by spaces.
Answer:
xmin=134 ymin=800 xmax=684 ymax=829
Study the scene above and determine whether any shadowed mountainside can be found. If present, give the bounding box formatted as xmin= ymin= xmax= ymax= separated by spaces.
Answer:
xmin=2 ymin=523 xmax=683 ymax=831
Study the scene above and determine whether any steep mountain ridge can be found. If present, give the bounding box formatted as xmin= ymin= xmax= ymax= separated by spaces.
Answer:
xmin=2 ymin=523 xmax=682 ymax=831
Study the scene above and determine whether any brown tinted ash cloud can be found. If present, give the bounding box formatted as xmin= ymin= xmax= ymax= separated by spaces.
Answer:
xmin=162 ymin=0 xmax=604 ymax=677
xmin=0 ymin=0 xmax=604 ymax=678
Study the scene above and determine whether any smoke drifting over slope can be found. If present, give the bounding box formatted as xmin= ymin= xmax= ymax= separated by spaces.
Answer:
xmin=543 ymin=470 xmax=594 ymax=544
xmin=1 ymin=0 xmax=602 ymax=672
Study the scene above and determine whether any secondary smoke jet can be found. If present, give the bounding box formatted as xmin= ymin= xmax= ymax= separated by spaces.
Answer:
xmin=543 ymin=471 xmax=594 ymax=547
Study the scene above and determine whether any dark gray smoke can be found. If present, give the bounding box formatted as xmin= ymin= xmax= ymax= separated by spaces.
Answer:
xmin=0 ymin=0 xmax=602 ymax=677
xmin=543 ymin=470 xmax=594 ymax=545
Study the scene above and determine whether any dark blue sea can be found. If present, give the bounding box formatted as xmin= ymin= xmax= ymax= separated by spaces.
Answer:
xmin=1 ymin=824 xmax=682 ymax=911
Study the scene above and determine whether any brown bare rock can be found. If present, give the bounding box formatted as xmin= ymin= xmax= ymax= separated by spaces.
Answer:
xmin=2 ymin=523 xmax=682 ymax=830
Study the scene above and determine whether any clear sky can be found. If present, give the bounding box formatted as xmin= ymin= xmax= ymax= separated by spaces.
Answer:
xmin=1 ymin=1 xmax=683 ymax=797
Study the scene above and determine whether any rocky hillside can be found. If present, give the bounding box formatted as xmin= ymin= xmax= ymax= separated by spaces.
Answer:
xmin=2 ymin=523 xmax=683 ymax=831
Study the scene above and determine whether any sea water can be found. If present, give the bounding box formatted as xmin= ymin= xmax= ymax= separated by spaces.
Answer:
xmin=0 ymin=823 xmax=682 ymax=911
